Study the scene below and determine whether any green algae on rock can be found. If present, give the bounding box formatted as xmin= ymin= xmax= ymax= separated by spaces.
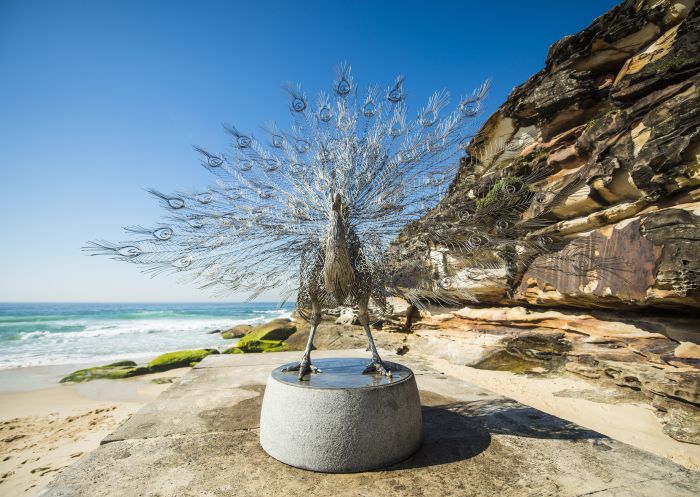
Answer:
xmin=260 ymin=343 xmax=289 ymax=353
xmin=60 ymin=349 xmax=220 ymax=383
xmin=246 ymin=319 xmax=297 ymax=341
xmin=225 ymin=339 xmax=288 ymax=354
xmin=221 ymin=324 xmax=253 ymax=339
xmin=59 ymin=361 xmax=149 ymax=383
xmin=223 ymin=319 xmax=297 ymax=354
xmin=61 ymin=319 xmax=296 ymax=382
xmin=473 ymin=350 xmax=552 ymax=375
xmin=148 ymin=349 xmax=218 ymax=372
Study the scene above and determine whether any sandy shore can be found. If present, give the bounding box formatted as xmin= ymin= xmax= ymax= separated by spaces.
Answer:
xmin=0 ymin=365 xmax=189 ymax=497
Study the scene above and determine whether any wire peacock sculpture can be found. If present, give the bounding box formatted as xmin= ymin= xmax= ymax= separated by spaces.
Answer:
xmin=87 ymin=64 xmax=620 ymax=379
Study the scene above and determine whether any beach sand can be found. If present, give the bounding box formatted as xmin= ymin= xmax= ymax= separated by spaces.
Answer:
xmin=0 ymin=365 xmax=189 ymax=497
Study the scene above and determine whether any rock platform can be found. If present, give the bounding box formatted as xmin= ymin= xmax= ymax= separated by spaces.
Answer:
xmin=39 ymin=350 xmax=700 ymax=497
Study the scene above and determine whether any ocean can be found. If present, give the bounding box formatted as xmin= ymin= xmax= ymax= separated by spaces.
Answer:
xmin=0 ymin=302 xmax=294 ymax=370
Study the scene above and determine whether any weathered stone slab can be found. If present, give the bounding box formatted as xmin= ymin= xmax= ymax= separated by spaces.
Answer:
xmin=104 ymin=351 xmax=364 ymax=442
xmin=40 ymin=351 xmax=700 ymax=497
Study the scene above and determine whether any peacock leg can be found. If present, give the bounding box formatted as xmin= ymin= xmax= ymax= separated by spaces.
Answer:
xmin=358 ymin=300 xmax=393 ymax=378
xmin=283 ymin=302 xmax=321 ymax=380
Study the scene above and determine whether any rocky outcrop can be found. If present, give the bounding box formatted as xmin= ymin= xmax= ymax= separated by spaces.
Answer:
xmin=388 ymin=303 xmax=700 ymax=444
xmin=394 ymin=0 xmax=700 ymax=312
xmin=222 ymin=318 xmax=297 ymax=354
xmin=60 ymin=349 xmax=220 ymax=382
xmin=221 ymin=324 xmax=253 ymax=339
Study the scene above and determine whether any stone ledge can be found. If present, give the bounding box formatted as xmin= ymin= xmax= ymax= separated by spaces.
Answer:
xmin=39 ymin=350 xmax=700 ymax=497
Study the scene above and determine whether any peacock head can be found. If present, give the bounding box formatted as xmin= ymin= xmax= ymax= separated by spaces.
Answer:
xmin=332 ymin=193 xmax=342 ymax=213
xmin=329 ymin=192 xmax=350 ymax=224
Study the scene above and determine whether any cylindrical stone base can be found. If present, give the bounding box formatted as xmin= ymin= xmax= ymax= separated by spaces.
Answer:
xmin=259 ymin=357 xmax=423 ymax=473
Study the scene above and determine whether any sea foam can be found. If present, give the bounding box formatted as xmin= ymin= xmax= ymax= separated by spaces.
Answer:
xmin=0 ymin=302 xmax=294 ymax=370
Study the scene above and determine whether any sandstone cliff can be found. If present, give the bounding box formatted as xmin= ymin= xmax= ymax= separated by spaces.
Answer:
xmin=395 ymin=0 xmax=699 ymax=312
xmin=381 ymin=0 xmax=700 ymax=446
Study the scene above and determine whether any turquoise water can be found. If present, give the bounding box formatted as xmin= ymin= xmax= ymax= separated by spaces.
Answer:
xmin=0 ymin=302 xmax=294 ymax=369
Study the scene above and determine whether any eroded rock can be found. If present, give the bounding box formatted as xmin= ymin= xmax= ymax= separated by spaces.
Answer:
xmin=392 ymin=0 xmax=700 ymax=313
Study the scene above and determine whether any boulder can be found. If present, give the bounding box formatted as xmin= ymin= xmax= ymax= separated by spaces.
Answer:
xmin=676 ymin=342 xmax=700 ymax=359
xmin=60 ymin=361 xmax=149 ymax=383
xmin=148 ymin=349 xmax=218 ymax=372
xmin=224 ymin=318 xmax=297 ymax=354
xmin=245 ymin=318 xmax=297 ymax=341
xmin=335 ymin=307 xmax=358 ymax=325
xmin=221 ymin=324 xmax=253 ymax=339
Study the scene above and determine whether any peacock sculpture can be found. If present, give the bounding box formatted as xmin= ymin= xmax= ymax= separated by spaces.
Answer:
xmin=87 ymin=64 xmax=616 ymax=379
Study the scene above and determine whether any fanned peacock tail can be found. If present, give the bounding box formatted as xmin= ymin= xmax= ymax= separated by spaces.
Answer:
xmin=86 ymin=64 xmax=624 ymax=315
xmin=85 ymin=65 xmax=487 ymax=305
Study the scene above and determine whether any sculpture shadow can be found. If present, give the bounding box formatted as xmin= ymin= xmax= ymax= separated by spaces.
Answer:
xmin=387 ymin=398 xmax=604 ymax=470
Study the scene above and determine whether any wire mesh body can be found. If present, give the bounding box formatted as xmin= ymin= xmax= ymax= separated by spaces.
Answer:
xmin=87 ymin=65 xmax=490 ymax=317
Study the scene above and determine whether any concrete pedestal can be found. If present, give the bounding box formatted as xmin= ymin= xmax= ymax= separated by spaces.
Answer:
xmin=259 ymin=357 xmax=423 ymax=473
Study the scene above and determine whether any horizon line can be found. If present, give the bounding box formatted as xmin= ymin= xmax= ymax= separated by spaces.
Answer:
xmin=0 ymin=301 xmax=291 ymax=304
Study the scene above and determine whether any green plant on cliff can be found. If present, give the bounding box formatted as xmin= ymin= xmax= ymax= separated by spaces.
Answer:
xmin=585 ymin=110 xmax=616 ymax=132
xmin=475 ymin=176 xmax=520 ymax=210
xmin=641 ymin=54 xmax=689 ymax=76
xmin=585 ymin=117 xmax=600 ymax=131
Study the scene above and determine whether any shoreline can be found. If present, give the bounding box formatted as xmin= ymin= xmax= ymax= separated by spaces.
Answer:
xmin=0 ymin=362 xmax=130 ymax=394
xmin=0 ymin=301 xmax=293 ymax=373
xmin=0 ymin=366 xmax=190 ymax=496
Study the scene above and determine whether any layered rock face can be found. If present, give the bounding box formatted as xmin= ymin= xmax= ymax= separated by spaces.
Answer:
xmin=390 ymin=304 xmax=700 ymax=444
xmin=385 ymin=0 xmax=700 ymax=445
xmin=395 ymin=0 xmax=699 ymax=312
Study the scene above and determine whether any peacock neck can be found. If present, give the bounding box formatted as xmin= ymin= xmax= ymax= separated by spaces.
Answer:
xmin=323 ymin=211 xmax=355 ymax=302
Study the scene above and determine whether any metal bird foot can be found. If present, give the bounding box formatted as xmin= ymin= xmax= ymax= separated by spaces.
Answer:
xmin=283 ymin=359 xmax=321 ymax=381
xmin=362 ymin=359 xmax=393 ymax=378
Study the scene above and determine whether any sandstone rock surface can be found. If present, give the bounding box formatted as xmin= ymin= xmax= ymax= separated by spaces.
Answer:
xmin=393 ymin=0 xmax=700 ymax=312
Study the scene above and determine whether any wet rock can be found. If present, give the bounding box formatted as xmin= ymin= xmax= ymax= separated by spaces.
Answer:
xmin=223 ymin=319 xmax=297 ymax=354
xmin=60 ymin=361 xmax=149 ymax=383
xmin=473 ymin=350 xmax=553 ymax=374
xmin=148 ymin=349 xmax=218 ymax=372
xmin=221 ymin=324 xmax=253 ymax=339
xmin=151 ymin=377 xmax=175 ymax=384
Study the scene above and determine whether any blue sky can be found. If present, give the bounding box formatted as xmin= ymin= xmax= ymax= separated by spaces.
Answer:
xmin=0 ymin=0 xmax=619 ymax=302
